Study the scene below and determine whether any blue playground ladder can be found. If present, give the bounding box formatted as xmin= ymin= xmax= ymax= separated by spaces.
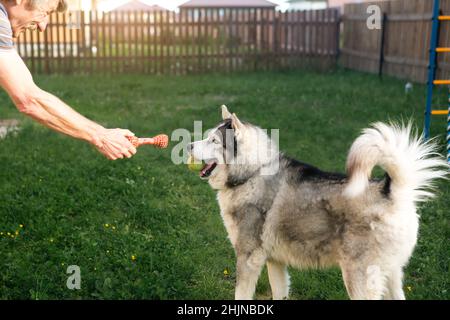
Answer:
xmin=424 ymin=0 xmax=450 ymax=163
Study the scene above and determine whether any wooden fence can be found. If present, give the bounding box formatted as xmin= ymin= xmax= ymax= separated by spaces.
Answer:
xmin=341 ymin=0 xmax=450 ymax=83
xmin=15 ymin=8 xmax=340 ymax=75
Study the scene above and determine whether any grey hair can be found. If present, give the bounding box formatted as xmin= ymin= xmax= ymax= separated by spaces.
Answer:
xmin=27 ymin=0 xmax=68 ymax=13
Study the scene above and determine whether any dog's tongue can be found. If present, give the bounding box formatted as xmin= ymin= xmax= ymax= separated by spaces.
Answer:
xmin=200 ymin=162 xmax=217 ymax=178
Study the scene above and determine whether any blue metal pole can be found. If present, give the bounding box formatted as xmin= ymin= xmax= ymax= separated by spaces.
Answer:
xmin=447 ymin=86 xmax=450 ymax=163
xmin=425 ymin=0 xmax=441 ymax=140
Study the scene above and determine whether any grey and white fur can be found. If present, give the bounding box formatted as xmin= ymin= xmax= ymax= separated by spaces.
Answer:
xmin=187 ymin=105 xmax=448 ymax=300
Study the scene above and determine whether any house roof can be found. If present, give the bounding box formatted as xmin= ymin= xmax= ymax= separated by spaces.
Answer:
xmin=287 ymin=0 xmax=326 ymax=2
xmin=288 ymin=0 xmax=374 ymax=3
xmin=328 ymin=0 xmax=377 ymax=7
xmin=179 ymin=0 xmax=278 ymax=8
xmin=111 ymin=0 xmax=168 ymax=12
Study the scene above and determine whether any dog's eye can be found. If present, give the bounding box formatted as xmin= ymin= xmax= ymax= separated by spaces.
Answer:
xmin=212 ymin=138 xmax=220 ymax=144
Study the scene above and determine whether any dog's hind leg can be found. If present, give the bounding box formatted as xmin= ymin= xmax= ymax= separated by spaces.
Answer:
xmin=235 ymin=248 xmax=266 ymax=300
xmin=384 ymin=267 xmax=406 ymax=300
xmin=341 ymin=264 xmax=385 ymax=300
xmin=267 ymin=260 xmax=290 ymax=300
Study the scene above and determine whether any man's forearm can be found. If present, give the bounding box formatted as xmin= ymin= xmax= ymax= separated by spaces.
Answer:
xmin=15 ymin=89 xmax=137 ymax=160
xmin=18 ymin=88 xmax=105 ymax=145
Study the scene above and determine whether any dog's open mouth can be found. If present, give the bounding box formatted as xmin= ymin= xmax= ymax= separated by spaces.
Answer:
xmin=200 ymin=162 xmax=218 ymax=179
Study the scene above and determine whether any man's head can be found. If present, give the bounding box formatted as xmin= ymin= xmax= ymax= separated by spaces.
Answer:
xmin=2 ymin=0 xmax=67 ymax=37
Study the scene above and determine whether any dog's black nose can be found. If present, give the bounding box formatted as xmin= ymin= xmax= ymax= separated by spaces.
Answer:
xmin=187 ymin=143 xmax=193 ymax=152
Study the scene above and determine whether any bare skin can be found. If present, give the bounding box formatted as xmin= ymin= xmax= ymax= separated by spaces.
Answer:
xmin=0 ymin=0 xmax=137 ymax=160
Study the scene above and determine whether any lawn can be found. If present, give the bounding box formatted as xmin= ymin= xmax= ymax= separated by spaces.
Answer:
xmin=0 ymin=69 xmax=448 ymax=300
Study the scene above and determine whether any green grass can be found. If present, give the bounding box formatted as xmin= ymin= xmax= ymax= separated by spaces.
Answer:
xmin=0 ymin=69 xmax=448 ymax=300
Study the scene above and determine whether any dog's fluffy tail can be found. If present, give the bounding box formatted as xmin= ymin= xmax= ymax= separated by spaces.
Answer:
xmin=343 ymin=122 xmax=448 ymax=203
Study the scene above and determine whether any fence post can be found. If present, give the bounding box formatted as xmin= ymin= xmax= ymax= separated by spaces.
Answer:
xmin=378 ymin=12 xmax=387 ymax=78
xmin=44 ymin=18 xmax=49 ymax=74
xmin=198 ymin=8 xmax=202 ymax=73
xmin=274 ymin=11 xmax=280 ymax=69
xmin=335 ymin=9 xmax=340 ymax=66
xmin=79 ymin=10 xmax=84 ymax=74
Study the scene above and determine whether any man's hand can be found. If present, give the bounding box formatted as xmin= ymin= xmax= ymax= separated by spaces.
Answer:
xmin=92 ymin=128 xmax=137 ymax=160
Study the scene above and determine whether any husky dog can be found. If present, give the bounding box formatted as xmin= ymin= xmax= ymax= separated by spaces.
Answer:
xmin=187 ymin=105 xmax=448 ymax=300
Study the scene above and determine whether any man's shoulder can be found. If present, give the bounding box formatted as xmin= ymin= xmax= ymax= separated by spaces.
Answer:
xmin=0 ymin=3 xmax=14 ymax=52
xmin=0 ymin=2 xmax=7 ymax=16
xmin=0 ymin=2 xmax=9 ymax=23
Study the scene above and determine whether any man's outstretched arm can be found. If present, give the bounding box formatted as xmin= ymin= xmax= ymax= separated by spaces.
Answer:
xmin=0 ymin=50 xmax=136 ymax=160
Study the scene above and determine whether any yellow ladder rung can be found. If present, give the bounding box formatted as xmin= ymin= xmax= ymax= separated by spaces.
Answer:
xmin=433 ymin=80 xmax=450 ymax=85
xmin=437 ymin=47 xmax=450 ymax=52
xmin=439 ymin=16 xmax=450 ymax=20
xmin=431 ymin=110 xmax=449 ymax=115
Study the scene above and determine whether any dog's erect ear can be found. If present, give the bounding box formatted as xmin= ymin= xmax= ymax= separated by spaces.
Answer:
xmin=231 ymin=113 xmax=243 ymax=131
xmin=221 ymin=105 xmax=232 ymax=120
